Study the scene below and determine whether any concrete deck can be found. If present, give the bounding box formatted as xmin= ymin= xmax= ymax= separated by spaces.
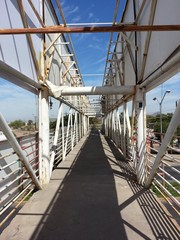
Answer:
xmin=1 ymin=129 xmax=179 ymax=240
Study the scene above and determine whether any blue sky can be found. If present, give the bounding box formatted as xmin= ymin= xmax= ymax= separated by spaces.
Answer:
xmin=56 ymin=0 xmax=126 ymax=86
xmin=0 ymin=0 xmax=179 ymax=121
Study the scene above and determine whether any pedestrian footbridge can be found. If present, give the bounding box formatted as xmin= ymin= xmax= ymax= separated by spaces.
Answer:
xmin=0 ymin=129 xmax=179 ymax=240
xmin=0 ymin=1 xmax=180 ymax=239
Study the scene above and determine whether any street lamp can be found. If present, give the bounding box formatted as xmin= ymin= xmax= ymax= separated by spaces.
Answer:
xmin=153 ymin=90 xmax=171 ymax=139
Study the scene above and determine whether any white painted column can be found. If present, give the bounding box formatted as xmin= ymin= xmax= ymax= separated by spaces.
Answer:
xmin=104 ymin=116 xmax=108 ymax=136
xmin=38 ymin=89 xmax=50 ymax=185
xmin=82 ymin=114 xmax=86 ymax=135
xmin=49 ymin=102 xmax=62 ymax=173
xmin=125 ymin=103 xmax=131 ymax=159
xmin=109 ymin=112 xmax=112 ymax=138
xmin=135 ymin=86 xmax=146 ymax=184
xmin=71 ymin=111 xmax=73 ymax=150
xmin=112 ymin=110 xmax=115 ymax=142
xmin=116 ymin=108 xmax=122 ymax=148
xmin=123 ymin=102 xmax=127 ymax=157
xmin=79 ymin=113 xmax=82 ymax=138
xmin=86 ymin=116 xmax=89 ymax=133
xmin=64 ymin=108 xmax=72 ymax=156
xmin=81 ymin=114 xmax=84 ymax=136
xmin=83 ymin=114 xmax=88 ymax=135
xmin=75 ymin=111 xmax=78 ymax=143
xmin=62 ymin=105 xmax=65 ymax=160
xmin=105 ymin=115 xmax=108 ymax=136
xmin=87 ymin=116 xmax=90 ymax=131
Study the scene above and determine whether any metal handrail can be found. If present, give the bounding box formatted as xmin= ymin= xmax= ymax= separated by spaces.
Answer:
xmin=145 ymin=137 xmax=180 ymax=215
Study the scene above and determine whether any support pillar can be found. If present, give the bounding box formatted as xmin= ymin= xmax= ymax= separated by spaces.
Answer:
xmin=38 ymin=89 xmax=50 ymax=185
xmin=135 ymin=86 xmax=146 ymax=184
xmin=123 ymin=102 xmax=127 ymax=157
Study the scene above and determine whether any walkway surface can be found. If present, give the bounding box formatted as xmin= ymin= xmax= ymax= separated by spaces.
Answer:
xmin=1 ymin=129 xmax=179 ymax=240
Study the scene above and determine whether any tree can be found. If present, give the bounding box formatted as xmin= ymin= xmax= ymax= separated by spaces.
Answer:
xmin=50 ymin=120 xmax=56 ymax=130
xmin=9 ymin=120 xmax=25 ymax=129
xmin=27 ymin=120 xmax=33 ymax=125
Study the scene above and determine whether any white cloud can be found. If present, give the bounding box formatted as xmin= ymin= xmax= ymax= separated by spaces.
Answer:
xmin=88 ymin=44 xmax=106 ymax=52
xmin=88 ymin=13 xmax=94 ymax=19
xmin=60 ymin=0 xmax=66 ymax=7
xmin=92 ymin=36 xmax=101 ymax=42
xmin=69 ymin=6 xmax=79 ymax=14
xmin=63 ymin=5 xmax=79 ymax=17
xmin=72 ymin=15 xmax=81 ymax=22
xmin=92 ymin=56 xmax=107 ymax=65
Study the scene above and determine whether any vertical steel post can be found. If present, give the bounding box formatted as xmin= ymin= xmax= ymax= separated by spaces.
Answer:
xmin=125 ymin=103 xmax=131 ymax=158
xmin=104 ymin=116 xmax=107 ymax=136
xmin=38 ymin=89 xmax=50 ymax=184
xmin=75 ymin=111 xmax=78 ymax=143
xmin=135 ymin=86 xmax=146 ymax=184
xmin=71 ymin=111 xmax=73 ymax=150
xmin=50 ymin=102 xmax=62 ymax=173
xmin=123 ymin=102 xmax=127 ymax=157
xmin=116 ymin=108 xmax=121 ymax=148
xmin=112 ymin=110 xmax=115 ymax=142
xmin=118 ymin=110 xmax=123 ymax=150
xmin=79 ymin=113 xmax=81 ymax=137
xmin=62 ymin=104 xmax=65 ymax=160
xmin=109 ymin=111 xmax=112 ymax=138
xmin=64 ymin=108 xmax=72 ymax=157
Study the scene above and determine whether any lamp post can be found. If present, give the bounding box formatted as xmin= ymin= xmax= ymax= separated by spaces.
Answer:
xmin=153 ymin=90 xmax=171 ymax=140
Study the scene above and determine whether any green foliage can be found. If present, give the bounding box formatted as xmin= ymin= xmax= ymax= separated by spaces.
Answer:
xmin=89 ymin=117 xmax=100 ymax=125
xmin=27 ymin=120 xmax=33 ymax=125
xmin=50 ymin=121 xmax=56 ymax=130
xmin=9 ymin=120 xmax=25 ymax=129
xmin=147 ymin=113 xmax=180 ymax=135
xmin=151 ymin=182 xmax=180 ymax=198
xmin=49 ymin=114 xmax=75 ymax=130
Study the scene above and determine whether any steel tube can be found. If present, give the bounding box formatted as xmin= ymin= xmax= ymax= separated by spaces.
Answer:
xmin=140 ymin=51 xmax=180 ymax=90
xmin=0 ymin=61 xmax=41 ymax=93
xmin=46 ymin=81 xmax=135 ymax=96
xmin=0 ymin=113 xmax=42 ymax=190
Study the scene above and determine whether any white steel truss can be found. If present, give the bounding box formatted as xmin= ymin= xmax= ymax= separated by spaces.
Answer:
xmin=0 ymin=0 xmax=179 ymax=223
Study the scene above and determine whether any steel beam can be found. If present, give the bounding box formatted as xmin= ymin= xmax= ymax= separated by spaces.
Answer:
xmin=46 ymin=81 xmax=135 ymax=97
xmin=0 ymin=61 xmax=41 ymax=94
xmin=0 ymin=25 xmax=180 ymax=35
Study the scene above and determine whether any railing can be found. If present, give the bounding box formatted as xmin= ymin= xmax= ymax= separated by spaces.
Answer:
xmin=146 ymin=137 xmax=180 ymax=215
xmin=50 ymin=125 xmax=80 ymax=168
xmin=0 ymin=133 xmax=38 ymax=228
xmin=0 ymin=123 xmax=82 ymax=228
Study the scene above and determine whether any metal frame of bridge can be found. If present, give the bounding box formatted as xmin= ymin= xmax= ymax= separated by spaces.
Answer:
xmin=0 ymin=0 xmax=180 ymax=228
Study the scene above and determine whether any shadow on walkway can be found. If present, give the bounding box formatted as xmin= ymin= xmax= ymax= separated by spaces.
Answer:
xmin=106 ymin=137 xmax=179 ymax=240
xmin=30 ymin=129 xmax=128 ymax=240
xmin=2 ymin=129 xmax=179 ymax=239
